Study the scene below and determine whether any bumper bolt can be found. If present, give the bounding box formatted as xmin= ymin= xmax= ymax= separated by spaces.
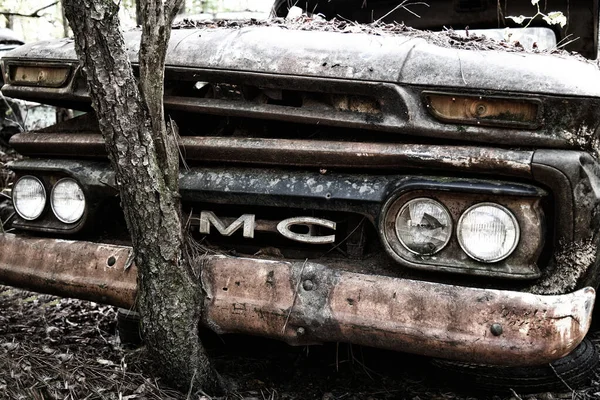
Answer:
xmin=490 ymin=323 xmax=503 ymax=336
xmin=296 ymin=327 xmax=306 ymax=336
xmin=303 ymin=280 xmax=315 ymax=291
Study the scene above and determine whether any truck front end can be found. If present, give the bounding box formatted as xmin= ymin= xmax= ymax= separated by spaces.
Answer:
xmin=1 ymin=11 xmax=600 ymax=375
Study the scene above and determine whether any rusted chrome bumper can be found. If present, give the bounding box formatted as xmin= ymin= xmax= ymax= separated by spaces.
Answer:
xmin=0 ymin=234 xmax=136 ymax=308
xmin=0 ymin=233 xmax=595 ymax=366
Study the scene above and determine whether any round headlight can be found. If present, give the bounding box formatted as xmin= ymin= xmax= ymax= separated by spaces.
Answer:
xmin=12 ymin=176 xmax=46 ymax=220
xmin=457 ymin=203 xmax=519 ymax=263
xmin=395 ymin=198 xmax=452 ymax=255
xmin=51 ymin=178 xmax=86 ymax=224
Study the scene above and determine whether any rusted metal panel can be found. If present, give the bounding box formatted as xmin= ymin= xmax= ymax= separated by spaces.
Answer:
xmin=0 ymin=234 xmax=136 ymax=308
xmin=0 ymin=234 xmax=593 ymax=365
xmin=10 ymin=133 xmax=533 ymax=177
xmin=10 ymin=133 xmax=106 ymax=157
xmin=201 ymin=257 xmax=594 ymax=366
xmin=179 ymin=137 xmax=533 ymax=177
xmin=4 ymin=27 xmax=600 ymax=97
xmin=162 ymin=94 xmax=405 ymax=132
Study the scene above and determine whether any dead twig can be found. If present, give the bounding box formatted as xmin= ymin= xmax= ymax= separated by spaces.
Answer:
xmin=549 ymin=362 xmax=575 ymax=394
xmin=0 ymin=2 xmax=58 ymax=18
xmin=509 ymin=388 xmax=523 ymax=399
xmin=375 ymin=1 xmax=429 ymax=23
xmin=320 ymin=217 xmax=365 ymax=257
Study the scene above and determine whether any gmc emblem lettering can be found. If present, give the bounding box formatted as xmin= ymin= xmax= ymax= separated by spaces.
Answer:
xmin=198 ymin=211 xmax=336 ymax=244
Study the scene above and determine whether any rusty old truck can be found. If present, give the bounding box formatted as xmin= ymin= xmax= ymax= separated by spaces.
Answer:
xmin=1 ymin=0 xmax=600 ymax=392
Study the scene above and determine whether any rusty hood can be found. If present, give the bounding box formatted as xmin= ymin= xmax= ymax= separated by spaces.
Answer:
xmin=4 ymin=25 xmax=600 ymax=97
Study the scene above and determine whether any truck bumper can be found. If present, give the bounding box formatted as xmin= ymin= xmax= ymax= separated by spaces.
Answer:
xmin=0 ymin=233 xmax=594 ymax=366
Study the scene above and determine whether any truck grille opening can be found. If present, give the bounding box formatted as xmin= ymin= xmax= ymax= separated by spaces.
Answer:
xmin=166 ymin=80 xmax=382 ymax=115
xmin=184 ymin=203 xmax=375 ymax=261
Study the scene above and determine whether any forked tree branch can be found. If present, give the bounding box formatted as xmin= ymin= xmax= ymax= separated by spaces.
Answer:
xmin=0 ymin=2 xmax=58 ymax=18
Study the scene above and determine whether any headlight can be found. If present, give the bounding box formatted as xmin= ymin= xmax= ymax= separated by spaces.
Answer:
xmin=457 ymin=203 xmax=520 ymax=263
xmin=50 ymin=178 xmax=86 ymax=224
xmin=12 ymin=176 xmax=46 ymax=220
xmin=395 ymin=198 xmax=452 ymax=255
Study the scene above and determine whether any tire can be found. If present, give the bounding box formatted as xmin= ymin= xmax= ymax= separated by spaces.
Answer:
xmin=432 ymin=338 xmax=599 ymax=394
xmin=116 ymin=308 xmax=143 ymax=346
xmin=271 ymin=0 xmax=289 ymax=17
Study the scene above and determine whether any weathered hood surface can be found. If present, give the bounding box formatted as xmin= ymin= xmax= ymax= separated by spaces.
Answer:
xmin=5 ymin=26 xmax=600 ymax=97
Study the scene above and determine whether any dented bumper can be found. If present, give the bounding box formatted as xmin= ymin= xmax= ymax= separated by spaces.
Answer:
xmin=0 ymin=233 xmax=594 ymax=366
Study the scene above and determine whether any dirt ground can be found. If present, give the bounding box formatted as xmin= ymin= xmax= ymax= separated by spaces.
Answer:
xmin=1 ymin=285 xmax=600 ymax=400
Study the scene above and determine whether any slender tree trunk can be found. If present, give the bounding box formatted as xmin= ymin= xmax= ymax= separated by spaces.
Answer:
xmin=135 ymin=0 xmax=142 ymax=26
xmin=63 ymin=0 xmax=222 ymax=394
xmin=60 ymin=0 xmax=69 ymax=37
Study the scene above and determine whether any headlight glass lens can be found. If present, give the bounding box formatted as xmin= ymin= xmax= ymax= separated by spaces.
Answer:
xmin=457 ymin=203 xmax=520 ymax=263
xmin=12 ymin=176 xmax=46 ymax=220
xmin=51 ymin=178 xmax=85 ymax=224
xmin=395 ymin=198 xmax=452 ymax=255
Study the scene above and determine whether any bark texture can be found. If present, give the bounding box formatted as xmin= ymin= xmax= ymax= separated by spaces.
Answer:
xmin=63 ymin=0 xmax=222 ymax=393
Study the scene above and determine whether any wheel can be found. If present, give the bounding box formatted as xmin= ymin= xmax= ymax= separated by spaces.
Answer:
xmin=271 ymin=0 xmax=290 ymax=17
xmin=116 ymin=308 xmax=143 ymax=346
xmin=432 ymin=338 xmax=599 ymax=394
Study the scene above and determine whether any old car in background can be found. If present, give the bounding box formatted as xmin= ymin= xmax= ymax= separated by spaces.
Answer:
xmin=1 ymin=0 xmax=600 ymax=392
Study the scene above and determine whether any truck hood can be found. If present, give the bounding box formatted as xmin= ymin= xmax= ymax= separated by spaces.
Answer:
xmin=5 ymin=25 xmax=600 ymax=97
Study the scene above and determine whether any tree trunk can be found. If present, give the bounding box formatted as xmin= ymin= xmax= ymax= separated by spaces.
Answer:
xmin=62 ymin=0 xmax=223 ymax=394
xmin=60 ymin=0 xmax=69 ymax=37
xmin=135 ymin=0 xmax=142 ymax=26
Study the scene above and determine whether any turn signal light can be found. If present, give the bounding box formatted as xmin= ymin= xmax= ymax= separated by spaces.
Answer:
xmin=8 ymin=65 xmax=71 ymax=88
xmin=424 ymin=92 xmax=541 ymax=128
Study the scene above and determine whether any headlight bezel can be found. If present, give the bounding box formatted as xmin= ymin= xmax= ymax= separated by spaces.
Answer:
xmin=380 ymin=187 xmax=545 ymax=280
xmin=9 ymin=171 xmax=92 ymax=234
xmin=50 ymin=177 xmax=87 ymax=224
xmin=12 ymin=175 xmax=47 ymax=221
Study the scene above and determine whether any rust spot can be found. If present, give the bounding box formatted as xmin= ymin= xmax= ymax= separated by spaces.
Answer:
xmin=266 ymin=270 xmax=274 ymax=286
